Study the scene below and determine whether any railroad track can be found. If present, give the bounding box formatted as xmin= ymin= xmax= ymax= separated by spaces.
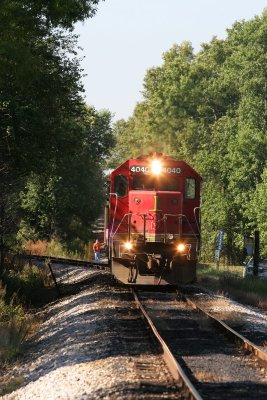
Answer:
xmin=132 ymin=287 xmax=267 ymax=400
xmin=14 ymin=253 xmax=111 ymax=296
xmin=183 ymin=293 xmax=267 ymax=367
xmin=132 ymin=287 xmax=202 ymax=400
xmin=13 ymin=254 xmax=267 ymax=398
xmin=19 ymin=253 xmax=110 ymax=270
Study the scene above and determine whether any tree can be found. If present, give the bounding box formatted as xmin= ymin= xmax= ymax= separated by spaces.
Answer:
xmin=109 ymin=10 xmax=267 ymax=262
xmin=18 ymin=106 xmax=114 ymax=247
xmin=0 ymin=1 xmax=107 ymax=263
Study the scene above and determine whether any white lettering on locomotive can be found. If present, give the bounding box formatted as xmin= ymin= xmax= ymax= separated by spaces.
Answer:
xmin=130 ymin=165 xmax=181 ymax=174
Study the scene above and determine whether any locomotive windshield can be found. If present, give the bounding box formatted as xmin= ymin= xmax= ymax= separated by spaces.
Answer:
xmin=158 ymin=175 xmax=179 ymax=191
xmin=132 ymin=175 xmax=154 ymax=190
xmin=132 ymin=175 xmax=180 ymax=191
xmin=114 ymin=175 xmax=128 ymax=197
xmin=185 ymin=178 xmax=196 ymax=199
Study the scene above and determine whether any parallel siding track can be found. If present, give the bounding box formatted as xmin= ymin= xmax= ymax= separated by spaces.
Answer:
xmin=23 ymin=254 xmax=110 ymax=270
xmin=16 ymin=254 xmax=110 ymax=296
xmin=133 ymin=288 xmax=267 ymax=400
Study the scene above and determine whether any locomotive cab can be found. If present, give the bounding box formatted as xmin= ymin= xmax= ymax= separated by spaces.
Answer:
xmin=106 ymin=153 xmax=201 ymax=285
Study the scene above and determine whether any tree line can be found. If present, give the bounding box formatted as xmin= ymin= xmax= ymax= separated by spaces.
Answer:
xmin=109 ymin=10 xmax=267 ymax=262
xmin=1 ymin=3 xmax=267 ymax=264
xmin=0 ymin=0 xmax=114 ymax=264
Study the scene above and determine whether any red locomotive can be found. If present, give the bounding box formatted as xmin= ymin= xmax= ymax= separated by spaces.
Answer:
xmin=104 ymin=153 xmax=201 ymax=285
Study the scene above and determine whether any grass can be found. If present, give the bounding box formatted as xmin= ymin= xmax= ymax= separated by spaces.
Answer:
xmin=197 ymin=263 xmax=267 ymax=308
xmin=0 ymin=376 xmax=24 ymax=396
xmin=0 ymin=263 xmax=53 ymax=364
xmin=2 ymin=264 xmax=52 ymax=306
xmin=0 ymin=286 xmax=28 ymax=364
xmin=194 ymin=370 xmax=223 ymax=382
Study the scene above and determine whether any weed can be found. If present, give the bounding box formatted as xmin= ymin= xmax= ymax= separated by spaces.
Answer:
xmin=197 ymin=263 xmax=267 ymax=307
xmin=0 ymin=284 xmax=26 ymax=362
xmin=0 ymin=263 xmax=49 ymax=362
xmin=1 ymin=376 xmax=24 ymax=395
xmin=194 ymin=370 xmax=223 ymax=382
xmin=2 ymin=263 xmax=51 ymax=306
xmin=24 ymin=239 xmax=47 ymax=255
xmin=23 ymin=239 xmax=94 ymax=260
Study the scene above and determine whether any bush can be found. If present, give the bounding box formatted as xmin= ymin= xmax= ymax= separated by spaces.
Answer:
xmin=22 ymin=238 xmax=92 ymax=260
xmin=0 ymin=282 xmax=27 ymax=362
xmin=23 ymin=239 xmax=48 ymax=255
xmin=0 ymin=263 xmax=51 ymax=362
xmin=2 ymin=264 xmax=49 ymax=306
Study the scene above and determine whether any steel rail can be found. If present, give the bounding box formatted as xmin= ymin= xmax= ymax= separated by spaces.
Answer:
xmin=17 ymin=253 xmax=110 ymax=271
xmin=131 ymin=288 xmax=203 ymax=400
xmin=184 ymin=295 xmax=267 ymax=367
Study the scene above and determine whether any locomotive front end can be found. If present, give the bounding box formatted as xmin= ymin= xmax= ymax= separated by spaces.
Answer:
xmin=108 ymin=154 xmax=201 ymax=285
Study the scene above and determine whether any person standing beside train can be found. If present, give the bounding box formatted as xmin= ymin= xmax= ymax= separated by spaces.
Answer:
xmin=93 ymin=239 xmax=101 ymax=261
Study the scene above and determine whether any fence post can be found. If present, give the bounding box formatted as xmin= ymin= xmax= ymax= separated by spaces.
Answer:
xmin=48 ymin=262 xmax=61 ymax=295
xmin=253 ymin=230 xmax=260 ymax=276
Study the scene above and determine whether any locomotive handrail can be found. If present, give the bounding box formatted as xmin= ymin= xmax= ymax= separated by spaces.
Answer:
xmin=163 ymin=213 xmax=200 ymax=240
xmin=110 ymin=212 xmax=155 ymax=237
xmin=110 ymin=212 xmax=132 ymax=238
xmin=110 ymin=211 xmax=156 ymax=240
xmin=109 ymin=192 xmax=118 ymax=237
xmin=110 ymin=212 xmax=199 ymax=244
xmin=193 ymin=207 xmax=201 ymax=255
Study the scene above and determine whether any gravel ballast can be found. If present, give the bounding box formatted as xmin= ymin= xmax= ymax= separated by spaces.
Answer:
xmin=2 ymin=267 xmax=267 ymax=399
xmin=139 ymin=290 xmax=267 ymax=399
xmin=186 ymin=286 xmax=267 ymax=349
xmin=1 ymin=269 xmax=183 ymax=399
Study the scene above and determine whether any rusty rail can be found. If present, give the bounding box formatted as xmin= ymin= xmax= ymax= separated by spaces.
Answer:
xmin=16 ymin=253 xmax=111 ymax=270
xmin=183 ymin=295 xmax=267 ymax=367
xmin=132 ymin=288 xmax=203 ymax=400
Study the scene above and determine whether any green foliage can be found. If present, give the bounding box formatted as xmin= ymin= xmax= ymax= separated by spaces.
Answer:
xmin=0 ymin=262 xmax=51 ymax=362
xmin=17 ymin=106 xmax=113 ymax=246
xmin=109 ymin=10 xmax=267 ymax=261
xmin=2 ymin=264 xmax=48 ymax=305
xmin=46 ymin=238 xmax=90 ymax=259
xmin=1 ymin=377 xmax=25 ymax=396
xmin=247 ymin=167 xmax=267 ymax=255
xmin=0 ymin=1 xmax=114 ymax=260
xmin=0 ymin=281 xmax=26 ymax=362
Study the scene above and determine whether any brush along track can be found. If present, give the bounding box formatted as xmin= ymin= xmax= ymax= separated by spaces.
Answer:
xmin=133 ymin=288 xmax=267 ymax=400
xmin=16 ymin=253 xmax=110 ymax=296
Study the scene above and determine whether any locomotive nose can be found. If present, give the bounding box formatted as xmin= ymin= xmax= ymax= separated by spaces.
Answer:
xmin=129 ymin=190 xmax=182 ymax=214
xmin=129 ymin=190 xmax=182 ymax=238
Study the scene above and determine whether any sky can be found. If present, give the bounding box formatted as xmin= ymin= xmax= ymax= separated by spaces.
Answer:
xmin=75 ymin=0 xmax=267 ymax=121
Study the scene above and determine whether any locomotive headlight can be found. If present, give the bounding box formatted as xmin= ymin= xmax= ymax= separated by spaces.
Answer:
xmin=124 ymin=241 xmax=133 ymax=250
xmin=177 ymin=243 xmax=186 ymax=253
xmin=151 ymin=160 xmax=161 ymax=175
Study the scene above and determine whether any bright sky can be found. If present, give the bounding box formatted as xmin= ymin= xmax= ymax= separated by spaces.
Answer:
xmin=75 ymin=0 xmax=267 ymax=121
